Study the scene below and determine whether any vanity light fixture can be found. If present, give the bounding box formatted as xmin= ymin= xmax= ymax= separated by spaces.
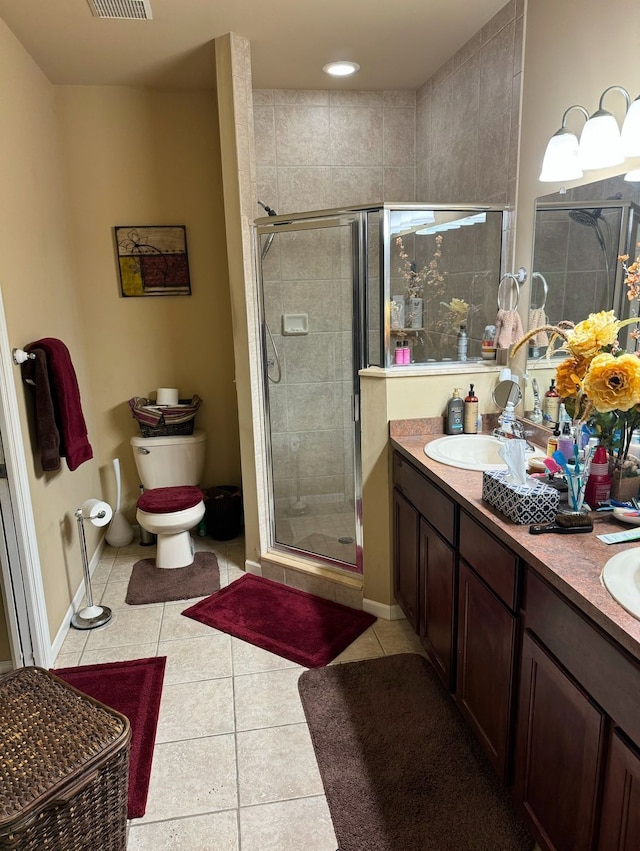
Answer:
xmin=539 ymin=105 xmax=588 ymax=182
xmin=578 ymin=86 xmax=629 ymax=170
xmin=540 ymin=86 xmax=640 ymax=182
xmin=322 ymin=61 xmax=360 ymax=77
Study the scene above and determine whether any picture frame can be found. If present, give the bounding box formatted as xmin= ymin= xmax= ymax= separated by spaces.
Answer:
xmin=114 ymin=225 xmax=191 ymax=297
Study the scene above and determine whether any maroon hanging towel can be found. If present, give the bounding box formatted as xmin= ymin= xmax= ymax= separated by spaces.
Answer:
xmin=26 ymin=338 xmax=93 ymax=471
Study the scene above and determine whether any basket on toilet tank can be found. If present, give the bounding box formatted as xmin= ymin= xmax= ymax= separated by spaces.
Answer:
xmin=128 ymin=395 xmax=202 ymax=438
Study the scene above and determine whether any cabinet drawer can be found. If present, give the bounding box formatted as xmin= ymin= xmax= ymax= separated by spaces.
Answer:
xmin=525 ymin=568 xmax=640 ymax=747
xmin=393 ymin=451 xmax=455 ymax=544
xmin=459 ymin=510 xmax=519 ymax=611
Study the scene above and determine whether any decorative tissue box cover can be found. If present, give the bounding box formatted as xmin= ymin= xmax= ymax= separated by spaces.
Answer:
xmin=482 ymin=470 xmax=559 ymax=524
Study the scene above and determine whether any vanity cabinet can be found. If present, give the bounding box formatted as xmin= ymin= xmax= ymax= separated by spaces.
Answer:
xmin=456 ymin=510 xmax=520 ymax=781
xmin=516 ymin=567 xmax=640 ymax=851
xmin=598 ymin=728 xmax=640 ymax=850
xmin=392 ymin=451 xmax=456 ymax=690
xmin=392 ymin=441 xmax=640 ymax=851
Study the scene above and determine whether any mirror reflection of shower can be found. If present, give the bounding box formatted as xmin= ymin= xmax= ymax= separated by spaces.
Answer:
xmin=568 ymin=205 xmax=614 ymax=310
xmin=258 ymin=200 xmax=282 ymax=384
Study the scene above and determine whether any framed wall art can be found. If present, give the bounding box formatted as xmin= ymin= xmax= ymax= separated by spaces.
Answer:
xmin=114 ymin=225 xmax=191 ymax=297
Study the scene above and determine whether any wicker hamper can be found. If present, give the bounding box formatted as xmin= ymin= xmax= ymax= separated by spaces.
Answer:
xmin=0 ymin=667 xmax=130 ymax=851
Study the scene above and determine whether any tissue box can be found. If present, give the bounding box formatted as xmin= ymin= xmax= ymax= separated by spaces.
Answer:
xmin=482 ymin=470 xmax=559 ymax=524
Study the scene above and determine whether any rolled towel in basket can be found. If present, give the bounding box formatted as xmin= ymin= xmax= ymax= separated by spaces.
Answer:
xmin=128 ymin=395 xmax=202 ymax=428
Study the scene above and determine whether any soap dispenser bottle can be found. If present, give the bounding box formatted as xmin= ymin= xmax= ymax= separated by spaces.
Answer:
xmin=543 ymin=378 xmax=560 ymax=426
xmin=463 ymin=384 xmax=478 ymax=434
xmin=446 ymin=388 xmax=464 ymax=435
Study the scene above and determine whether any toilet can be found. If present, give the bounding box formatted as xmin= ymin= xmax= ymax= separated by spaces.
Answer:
xmin=130 ymin=430 xmax=206 ymax=569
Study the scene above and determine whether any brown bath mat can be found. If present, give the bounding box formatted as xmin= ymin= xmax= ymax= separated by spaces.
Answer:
xmin=125 ymin=552 xmax=220 ymax=605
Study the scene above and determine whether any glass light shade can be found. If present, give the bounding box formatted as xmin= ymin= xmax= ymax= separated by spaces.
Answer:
xmin=539 ymin=129 xmax=582 ymax=182
xmin=322 ymin=61 xmax=360 ymax=77
xmin=621 ymin=97 xmax=640 ymax=157
xmin=624 ymin=168 xmax=640 ymax=182
xmin=578 ymin=110 xmax=624 ymax=169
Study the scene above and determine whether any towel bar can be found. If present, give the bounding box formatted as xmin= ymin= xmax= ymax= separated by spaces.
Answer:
xmin=12 ymin=348 xmax=35 ymax=365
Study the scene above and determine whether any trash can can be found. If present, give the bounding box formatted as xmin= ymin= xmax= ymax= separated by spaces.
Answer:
xmin=204 ymin=486 xmax=244 ymax=540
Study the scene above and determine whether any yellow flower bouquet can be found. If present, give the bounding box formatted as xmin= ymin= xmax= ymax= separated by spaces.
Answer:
xmin=514 ymin=310 xmax=640 ymax=472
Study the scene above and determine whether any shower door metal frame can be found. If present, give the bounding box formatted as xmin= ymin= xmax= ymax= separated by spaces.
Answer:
xmin=255 ymin=207 xmax=369 ymax=573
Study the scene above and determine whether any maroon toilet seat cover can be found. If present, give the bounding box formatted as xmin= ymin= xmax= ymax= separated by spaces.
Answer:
xmin=137 ymin=485 xmax=203 ymax=514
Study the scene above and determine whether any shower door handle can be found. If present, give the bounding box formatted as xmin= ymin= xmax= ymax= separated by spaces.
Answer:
xmin=352 ymin=393 xmax=360 ymax=422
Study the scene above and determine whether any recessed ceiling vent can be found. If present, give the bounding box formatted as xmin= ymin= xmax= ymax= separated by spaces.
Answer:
xmin=87 ymin=0 xmax=153 ymax=20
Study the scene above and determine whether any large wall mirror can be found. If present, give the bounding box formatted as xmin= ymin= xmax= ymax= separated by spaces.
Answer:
xmin=529 ymin=174 xmax=640 ymax=359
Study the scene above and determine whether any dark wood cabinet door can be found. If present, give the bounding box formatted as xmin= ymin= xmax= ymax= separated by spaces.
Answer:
xmin=392 ymin=488 xmax=420 ymax=632
xmin=420 ymin=517 xmax=455 ymax=691
xmin=456 ymin=560 xmax=517 ymax=780
xmin=515 ymin=630 xmax=606 ymax=851
xmin=598 ymin=728 xmax=640 ymax=851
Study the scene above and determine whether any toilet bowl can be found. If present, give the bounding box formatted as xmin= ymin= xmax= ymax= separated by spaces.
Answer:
xmin=136 ymin=485 xmax=205 ymax=569
xmin=130 ymin=430 xmax=206 ymax=569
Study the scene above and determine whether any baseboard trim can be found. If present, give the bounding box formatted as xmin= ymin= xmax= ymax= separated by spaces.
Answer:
xmin=0 ymin=660 xmax=12 ymax=674
xmin=363 ymin=598 xmax=405 ymax=621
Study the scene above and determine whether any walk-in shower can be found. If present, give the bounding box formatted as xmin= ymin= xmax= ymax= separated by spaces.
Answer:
xmin=254 ymin=203 xmax=507 ymax=575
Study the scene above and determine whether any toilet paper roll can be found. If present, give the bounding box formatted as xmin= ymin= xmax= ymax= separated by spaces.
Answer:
xmin=82 ymin=499 xmax=113 ymax=527
xmin=157 ymin=387 xmax=179 ymax=406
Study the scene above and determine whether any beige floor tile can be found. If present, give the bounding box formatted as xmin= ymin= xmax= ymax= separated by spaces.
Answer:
xmin=140 ymin=735 xmax=237 ymax=822
xmin=239 ymin=797 xmax=336 ymax=851
xmin=237 ymin=723 xmax=323 ymax=806
xmin=57 ymin=625 xmax=89 ymax=656
xmin=128 ymin=810 xmax=239 ymax=850
xmin=160 ymin=600 xmax=223 ymax=640
xmin=224 ymin=566 xmax=245 ymax=586
xmin=83 ymin=606 xmax=163 ymax=651
xmin=234 ymin=667 xmax=306 ymax=731
xmin=155 ymin=677 xmax=235 ymax=743
xmin=100 ymin=580 xmax=163 ymax=610
xmin=80 ymin=643 xmax=159 ymax=666
xmin=52 ymin=651 xmax=82 ymax=668
xmin=332 ymin=626 xmax=384 ymax=663
xmin=108 ymin=558 xmax=139 ymax=583
xmin=373 ymin=617 xmax=427 ymax=656
xmin=92 ymin=559 xmax=115 ymax=584
xmin=231 ymin=637 xmax=301 ymax=676
xmin=158 ymin=634 xmax=232 ymax=685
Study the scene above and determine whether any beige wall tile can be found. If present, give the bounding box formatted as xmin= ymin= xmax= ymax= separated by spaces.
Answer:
xmin=275 ymin=106 xmax=330 ymax=165
xmin=330 ymin=107 xmax=383 ymax=166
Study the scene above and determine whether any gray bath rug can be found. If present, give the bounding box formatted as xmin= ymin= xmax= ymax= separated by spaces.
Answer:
xmin=125 ymin=552 xmax=220 ymax=605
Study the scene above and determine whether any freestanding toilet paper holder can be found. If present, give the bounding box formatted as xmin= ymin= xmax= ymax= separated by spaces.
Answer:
xmin=71 ymin=501 xmax=113 ymax=630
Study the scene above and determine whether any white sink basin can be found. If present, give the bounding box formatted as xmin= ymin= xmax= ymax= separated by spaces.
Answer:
xmin=424 ymin=434 xmax=535 ymax=472
xmin=602 ymin=548 xmax=640 ymax=621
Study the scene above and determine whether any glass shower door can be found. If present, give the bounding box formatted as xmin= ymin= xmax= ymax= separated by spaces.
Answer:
xmin=258 ymin=213 xmax=361 ymax=572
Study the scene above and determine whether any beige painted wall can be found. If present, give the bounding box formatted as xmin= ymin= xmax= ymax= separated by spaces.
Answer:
xmin=0 ymin=19 xmax=239 ymax=654
xmin=55 ymin=86 xmax=240 ymax=515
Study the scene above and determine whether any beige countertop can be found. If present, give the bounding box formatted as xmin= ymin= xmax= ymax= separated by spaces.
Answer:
xmin=390 ymin=419 xmax=640 ymax=662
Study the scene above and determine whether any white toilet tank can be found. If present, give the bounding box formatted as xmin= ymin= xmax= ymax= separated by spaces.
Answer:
xmin=130 ymin=430 xmax=206 ymax=490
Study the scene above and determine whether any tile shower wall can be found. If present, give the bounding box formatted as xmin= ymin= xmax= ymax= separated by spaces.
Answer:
xmin=254 ymin=90 xmax=416 ymax=512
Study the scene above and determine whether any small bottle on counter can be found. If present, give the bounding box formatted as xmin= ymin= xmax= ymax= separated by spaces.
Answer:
xmin=585 ymin=445 xmax=611 ymax=506
xmin=394 ymin=340 xmax=403 ymax=365
xmin=463 ymin=384 xmax=479 ymax=434
xmin=557 ymin=421 xmax=574 ymax=462
xmin=546 ymin=422 xmax=560 ymax=457
xmin=457 ymin=325 xmax=468 ymax=362
xmin=543 ymin=378 xmax=560 ymax=425
xmin=445 ymin=388 xmax=464 ymax=435
xmin=402 ymin=339 xmax=411 ymax=364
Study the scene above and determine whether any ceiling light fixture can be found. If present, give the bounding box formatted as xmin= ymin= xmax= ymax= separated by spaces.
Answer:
xmin=540 ymin=85 xmax=640 ymax=182
xmin=322 ymin=61 xmax=360 ymax=78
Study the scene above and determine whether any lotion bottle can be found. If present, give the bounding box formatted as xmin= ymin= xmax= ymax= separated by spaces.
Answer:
xmin=542 ymin=378 xmax=560 ymax=426
xmin=463 ymin=384 xmax=478 ymax=434
xmin=445 ymin=388 xmax=464 ymax=435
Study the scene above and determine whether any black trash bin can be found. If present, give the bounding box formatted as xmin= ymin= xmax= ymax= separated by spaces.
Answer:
xmin=204 ymin=486 xmax=244 ymax=540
